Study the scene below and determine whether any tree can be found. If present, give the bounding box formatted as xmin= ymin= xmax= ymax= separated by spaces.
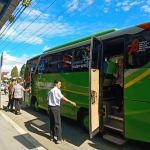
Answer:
xmin=11 ymin=66 xmax=18 ymax=78
xmin=20 ymin=64 xmax=26 ymax=77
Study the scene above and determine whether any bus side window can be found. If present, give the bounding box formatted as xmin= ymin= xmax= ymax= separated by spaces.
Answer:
xmin=72 ymin=45 xmax=90 ymax=72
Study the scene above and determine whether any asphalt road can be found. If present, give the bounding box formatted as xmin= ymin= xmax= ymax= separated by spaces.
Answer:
xmin=1 ymin=93 xmax=150 ymax=150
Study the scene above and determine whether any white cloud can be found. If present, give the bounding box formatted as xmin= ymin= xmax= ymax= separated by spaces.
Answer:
xmin=141 ymin=0 xmax=150 ymax=12
xmin=141 ymin=5 xmax=150 ymax=12
xmin=43 ymin=46 xmax=50 ymax=51
xmin=58 ymin=16 xmax=63 ymax=21
xmin=78 ymin=0 xmax=94 ymax=12
xmin=122 ymin=6 xmax=131 ymax=11
xmin=1 ymin=20 xmax=75 ymax=45
xmin=67 ymin=0 xmax=79 ymax=12
xmin=86 ymin=0 xmax=94 ymax=5
xmin=117 ymin=0 xmax=144 ymax=11
xmin=23 ymin=8 xmax=50 ymax=20
xmin=2 ymin=51 xmax=28 ymax=72
xmin=105 ymin=0 xmax=111 ymax=2
xmin=104 ymin=8 xmax=109 ymax=13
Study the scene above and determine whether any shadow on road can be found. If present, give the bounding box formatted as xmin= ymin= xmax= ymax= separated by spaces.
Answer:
xmin=22 ymin=104 xmax=150 ymax=150
xmin=13 ymin=134 xmax=35 ymax=149
xmin=22 ymin=105 xmax=90 ymax=147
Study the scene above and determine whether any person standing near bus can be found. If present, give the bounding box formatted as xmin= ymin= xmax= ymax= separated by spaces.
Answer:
xmin=4 ymin=82 xmax=9 ymax=94
xmin=12 ymin=78 xmax=30 ymax=115
xmin=6 ymin=78 xmax=16 ymax=112
xmin=113 ymin=58 xmax=124 ymax=112
xmin=47 ymin=79 xmax=76 ymax=144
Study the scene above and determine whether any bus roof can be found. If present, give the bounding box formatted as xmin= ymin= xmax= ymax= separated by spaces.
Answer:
xmin=44 ymin=28 xmax=117 ymax=53
xmin=27 ymin=54 xmax=41 ymax=61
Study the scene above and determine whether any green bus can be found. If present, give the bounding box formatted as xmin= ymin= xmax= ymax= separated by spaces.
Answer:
xmin=24 ymin=21 xmax=150 ymax=144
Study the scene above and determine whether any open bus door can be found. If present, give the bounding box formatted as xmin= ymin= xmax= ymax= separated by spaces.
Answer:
xmin=89 ymin=36 xmax=103 ymax=138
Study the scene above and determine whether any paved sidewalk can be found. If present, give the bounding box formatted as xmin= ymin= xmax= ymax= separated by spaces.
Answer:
xmin=0 ymin=91 xmax=47 ymax=150
xmin=0 ymin=111 xmax=36 ymax=150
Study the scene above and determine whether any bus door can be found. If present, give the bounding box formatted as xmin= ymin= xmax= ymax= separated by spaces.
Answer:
xmin=89 ymin=36 xmax=103 ymax=138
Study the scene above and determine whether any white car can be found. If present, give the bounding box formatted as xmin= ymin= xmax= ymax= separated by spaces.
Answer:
xmin=1 ymin=84 xmax=5 ymax=91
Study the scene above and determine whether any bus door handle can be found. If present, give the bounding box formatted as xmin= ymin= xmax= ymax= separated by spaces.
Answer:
xmin=91 ymin=90 xmax=97 ymax=104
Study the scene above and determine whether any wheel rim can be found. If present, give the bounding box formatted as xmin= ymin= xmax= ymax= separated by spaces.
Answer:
xmin=83 ymin=115 xmax=89 ymax=130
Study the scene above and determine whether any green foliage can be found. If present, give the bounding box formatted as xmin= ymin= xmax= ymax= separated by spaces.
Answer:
xmin=9 ymin=15 xmax=15 ymax=23
xmin=20 ymin=64 xmax=26 ymax=77
xmin=11 ymin=66 xmax=18 ymax=78
xmin=22 ymin=0 xmax=31 ymax=7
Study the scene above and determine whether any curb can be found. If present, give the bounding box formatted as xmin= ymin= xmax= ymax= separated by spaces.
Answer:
xmin=0 ymin=110 xmax=48 ymax=150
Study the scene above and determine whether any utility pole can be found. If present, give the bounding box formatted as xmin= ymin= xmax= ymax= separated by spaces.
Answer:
xmin=0 ymin=52 xmax=3 ymax=109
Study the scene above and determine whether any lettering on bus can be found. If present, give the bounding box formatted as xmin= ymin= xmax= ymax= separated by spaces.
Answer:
xmin=72 ymin=63 xmax=88 ymax=69
xmin=127 ymin=39 xmax=150 ymax=55
xmin=139 ymin=41 xmax=150 ymax=51
xmin=35 ymin=82 xmax=53 ymax=89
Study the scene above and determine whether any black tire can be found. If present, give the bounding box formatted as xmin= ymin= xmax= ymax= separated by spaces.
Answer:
xmin=81 ymin=111 xmax=89 ymax=133
xmin=34 ymin=100 xmax=40 ymax=112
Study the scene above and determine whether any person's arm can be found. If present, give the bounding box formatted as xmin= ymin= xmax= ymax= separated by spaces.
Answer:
xmin=22 ymin=86 xmax=30 ymax=92
xmin=62 ymin=96 xmax=76 ymax=106
xmin=113 ymin=66 xmax=119 ymax=78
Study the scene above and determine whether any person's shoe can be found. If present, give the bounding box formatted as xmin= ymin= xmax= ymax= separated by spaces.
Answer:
xmin=6 ymin=107 xmax=9 ymax=111
xmin=10 ymin=109 xmax=14 ymax=112
xmin=56 ymin=140 xmax=61 ymax=144
xmin=49 ymin=136 xmax=54 ymax=141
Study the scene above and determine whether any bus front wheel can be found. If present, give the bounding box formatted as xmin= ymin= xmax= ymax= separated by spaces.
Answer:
xmin=34 ymin=101 xmax=40 ymax=112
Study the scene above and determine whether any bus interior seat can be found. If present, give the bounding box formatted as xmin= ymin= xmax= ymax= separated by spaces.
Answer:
xmin=103 ymin=74 xmax=115 ymax=99
xmin=103 ymin=61 xmax=117 ymax=100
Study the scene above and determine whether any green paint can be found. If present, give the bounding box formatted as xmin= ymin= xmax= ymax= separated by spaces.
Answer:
xmin=32 ymin=72 xmax=89 ymax=120
xmin=124 ymin=100 xmax=150 ymax=142
xmin=124 ymin=68 xmax=145 ymax=84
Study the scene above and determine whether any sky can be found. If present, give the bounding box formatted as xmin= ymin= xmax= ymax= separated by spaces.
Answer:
xmin=0 ymin=0 xmax=150 ymax=73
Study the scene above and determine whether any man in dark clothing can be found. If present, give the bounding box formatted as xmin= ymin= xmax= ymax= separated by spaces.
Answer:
xmin=47 ymin=79 xmax=76 ymax=144
xmin=6 ymin=79 xmax=16 ymax=112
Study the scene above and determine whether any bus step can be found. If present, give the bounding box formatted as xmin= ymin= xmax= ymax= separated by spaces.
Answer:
xmin=108 ymin=114 xmax=123 ymax=121
xmin=104 ymin=122 xmax=123 ymax=132
xmin=103 ymin=134 xmax=127 ymax=145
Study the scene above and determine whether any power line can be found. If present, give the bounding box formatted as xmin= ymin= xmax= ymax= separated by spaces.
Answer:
xmin=0 ymin=1 xmax=32 ymax=38
xmin=0 ymin=0 xmax=41 ymax=46
xmin=9 ymin=0 xmax=80 ymax=53
xmin=13 ymin=0 xmax=99 ymax=55
xmin=0 ymin=5 xmax=24 ymax=38
xmin=0 ymin=0 xmax=57 ymax=52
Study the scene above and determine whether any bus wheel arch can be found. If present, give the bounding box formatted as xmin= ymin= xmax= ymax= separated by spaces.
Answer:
xmin=77 ymin=107 xmax=89 ymax=132
xmin=31 ymin=96 xmax=40 ymax=112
